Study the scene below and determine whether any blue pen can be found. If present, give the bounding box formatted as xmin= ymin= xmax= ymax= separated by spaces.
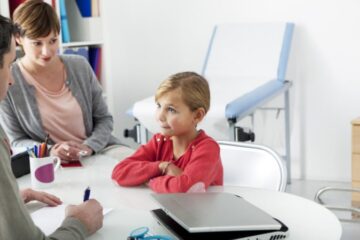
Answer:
xmin=83 ymin=187 xmax=91 ymax=202
xmin=34 ymin=145 xmax=38 ymax=157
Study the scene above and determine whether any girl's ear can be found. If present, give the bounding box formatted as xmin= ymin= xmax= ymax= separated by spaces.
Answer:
xmin=15 ymin=36 xmax=22 ymax=45
xmin=193 ymin=107 xmax=206 ymax=125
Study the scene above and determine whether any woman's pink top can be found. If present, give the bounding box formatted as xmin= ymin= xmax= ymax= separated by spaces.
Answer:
xmin=20 ymin=63 xmax=86 ymax=143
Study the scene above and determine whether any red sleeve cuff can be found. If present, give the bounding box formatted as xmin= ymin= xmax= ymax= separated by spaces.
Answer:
xmin=148 ymin=161 xmax=162 ymax=177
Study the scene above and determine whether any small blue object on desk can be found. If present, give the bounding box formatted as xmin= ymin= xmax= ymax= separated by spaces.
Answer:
xmin=83 ymin=187 xmax=91 ymax=202
xmin=128 ymin=226 xmax=173 ymax=240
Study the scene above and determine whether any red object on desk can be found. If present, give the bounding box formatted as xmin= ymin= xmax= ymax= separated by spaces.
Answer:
xmin=61 ymin=161 xmax=83 ymax=168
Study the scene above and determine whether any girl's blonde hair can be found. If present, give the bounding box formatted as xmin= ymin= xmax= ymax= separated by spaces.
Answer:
xmin=155 ymin=72 xmax=210 ymax=113
xmin=13 ymin=0 xmax=60 ymax=38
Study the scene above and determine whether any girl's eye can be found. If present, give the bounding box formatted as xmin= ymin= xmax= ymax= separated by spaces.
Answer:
xmin=167 ymin=107 xmax=176 ymax=113
xmin=32 ymin=42 xmax=41 ymax=46
xmin=156 ymin=103 xmax=161 ymax=109
xmin=50 ymin=39 xmax=58 ymax=44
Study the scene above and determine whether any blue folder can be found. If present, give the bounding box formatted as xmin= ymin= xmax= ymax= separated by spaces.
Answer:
xmin=63 ymin=47 xmax=89 ymax=60
xmin=75 ymin=0 xmax=92 ymax=17
xmin=59 ymin=0 xmax=70 ymax=43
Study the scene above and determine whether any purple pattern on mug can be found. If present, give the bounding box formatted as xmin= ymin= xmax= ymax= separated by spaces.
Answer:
xmin=35 ymin=164 xmax=55 ymax=183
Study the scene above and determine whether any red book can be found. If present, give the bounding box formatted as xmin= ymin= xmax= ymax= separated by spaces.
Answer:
xmin=9 ymin=0 xmax=25 ymax=18
xmin=61 ymin=161 xmax=83 ymax=168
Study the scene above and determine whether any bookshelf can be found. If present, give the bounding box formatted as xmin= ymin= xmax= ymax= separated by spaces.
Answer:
xmin=0 ymin=0 xmax=10 ymax=17
xmin=0 ymin=0 xmax=105 ymax=88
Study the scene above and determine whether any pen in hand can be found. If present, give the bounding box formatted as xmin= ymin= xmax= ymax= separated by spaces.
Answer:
xmin=83 ymin=187 xmax=91 ymax=202
xmin=44 ymin=133 xmax=50 ymax=156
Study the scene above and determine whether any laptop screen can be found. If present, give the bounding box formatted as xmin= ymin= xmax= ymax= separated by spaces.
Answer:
xmin=151 ymin=192 xmax=281 ymax=233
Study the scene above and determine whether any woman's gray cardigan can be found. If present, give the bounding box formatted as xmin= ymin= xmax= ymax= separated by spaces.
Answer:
xmin=0 ymin=55 xmax=120 ymax=152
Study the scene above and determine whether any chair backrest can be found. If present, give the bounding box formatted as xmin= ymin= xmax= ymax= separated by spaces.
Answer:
xmin=218 ymin=141 xmax=287 ymax=192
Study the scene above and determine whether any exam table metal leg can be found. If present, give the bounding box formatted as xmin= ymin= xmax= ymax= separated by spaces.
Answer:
xmin=139 ymin=124 xmax=149 ymax=144
xmin=229 ymin=122 xmax=236 ymax=141
xmin=285 ymin=90 xmax=291 ymax=184
xmin=123 ymin=123 xmax=150 ymax=144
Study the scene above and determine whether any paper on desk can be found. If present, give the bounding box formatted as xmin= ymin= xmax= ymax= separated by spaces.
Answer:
xmin=31 ymin=204 xmax=112 ymax=235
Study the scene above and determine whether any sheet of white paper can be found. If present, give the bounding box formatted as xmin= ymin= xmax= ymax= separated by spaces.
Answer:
xmin=31 ymin=204 xmax=112 ymax=235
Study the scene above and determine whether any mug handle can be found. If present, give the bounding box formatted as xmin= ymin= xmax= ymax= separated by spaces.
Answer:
xmin=53 ymin=157 xmax=61 ymax=171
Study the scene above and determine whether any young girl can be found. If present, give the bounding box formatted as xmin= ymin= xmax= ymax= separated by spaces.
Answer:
xmin=112 ymin=72 xmax=223 ymax=193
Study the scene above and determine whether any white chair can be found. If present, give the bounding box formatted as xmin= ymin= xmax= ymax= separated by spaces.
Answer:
xmin=218 ymin=141 xmax=287 ymax=192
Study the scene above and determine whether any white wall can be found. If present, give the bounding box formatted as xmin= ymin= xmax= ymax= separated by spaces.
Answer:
xmin=102 ymin=0 xmax=360 ymax=181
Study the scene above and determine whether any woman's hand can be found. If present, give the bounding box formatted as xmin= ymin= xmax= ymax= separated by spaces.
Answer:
xmin=20 ymin=188 xmax=62 ymax=206
xmin=50 ymin=141 xmax=93 ymax=162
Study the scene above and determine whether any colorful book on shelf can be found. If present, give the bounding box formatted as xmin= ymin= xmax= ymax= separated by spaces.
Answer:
xmin=59 ymin=0 xmax=71 ymax=43
xmin=63 ymin=47 xmax=89 ymax=60
xmin=43 ymin=0 xmax=56 ymax=8
xmin=89 ymin=47 xmax=102 ymax=82
xmin=91 ymin=0 xmax=100 ymax=17
xmin=96 ymin=48 xmax=102 ymax=82
xmin=9 ymin=0 xmax=26 ymax=18
xmin=8 ymin=0 xmax=56 ymax=18
xmin=75 ymin=0 xmax=92 ymax=17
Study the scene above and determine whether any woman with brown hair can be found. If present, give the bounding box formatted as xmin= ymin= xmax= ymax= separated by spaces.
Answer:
xmin=0 ymin=13 xmax=103 ymax=240
xmin=0 ymin=0 xmax=121 ymax=162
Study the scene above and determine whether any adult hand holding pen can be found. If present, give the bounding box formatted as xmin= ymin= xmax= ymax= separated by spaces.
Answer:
xmin=66 ymin=199 xmax=103 ymax=235
xmin=50 ymin=141 xmax=93 ymax=161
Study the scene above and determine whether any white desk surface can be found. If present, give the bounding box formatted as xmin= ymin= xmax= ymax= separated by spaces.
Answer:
xmin=17 ymin=147 xmax=342 ymax=240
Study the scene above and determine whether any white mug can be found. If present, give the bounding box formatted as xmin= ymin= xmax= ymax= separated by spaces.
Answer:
xmin=29 ymin=156 xmax=60 ymax=189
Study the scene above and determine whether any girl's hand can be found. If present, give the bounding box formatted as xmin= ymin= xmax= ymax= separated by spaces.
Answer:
xmin=165 ymin=163 xmax=183 ymax=176
xmin=159 ymin=162 xmax=183 ymax=176
xmin=20 ymin=188 xmax=62 ymax=206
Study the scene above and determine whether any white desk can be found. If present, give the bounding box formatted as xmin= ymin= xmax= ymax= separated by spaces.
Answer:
xmin=17 ymin=147 xmax=342 ymax=240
